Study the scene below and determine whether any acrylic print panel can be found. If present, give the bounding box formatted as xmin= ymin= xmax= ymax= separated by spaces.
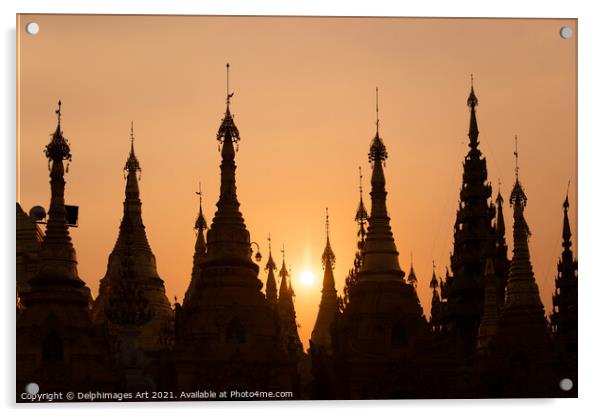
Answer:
xmin=16 ymin=14 xmax=577 ymax=401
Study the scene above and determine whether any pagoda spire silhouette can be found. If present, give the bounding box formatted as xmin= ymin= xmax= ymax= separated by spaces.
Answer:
xmin=183 ymin=182 xmax=208 ymax=307
xmin=17 ymin=101 xmax=116 ymax=394
xmin=174 ymin=64 xmax=299 ymax=394
xmin=494 ymin=184 xmax=510 ymax=307
xmin=341 ymin=166 xmax=368 ymax=309
xmin=311 ymin=209 xmax=339 ymax=353
xmin=278 ymin=246 xmax=303 ymax=356
xmin=265 ymin=235 xmax=278 ymax=305
xmin=550 ymin=191 xmax=578 ymax=392
xmin=429 ymin=262 xmax=443 ymax=331
xmin=483 ymin=136 xmax=555 ymax=397
xmin=358 ymin=88 xmax=404 ymax=279
xmin=441 ymin=76 xmax=497 ymax=357
xmin=331 ymin=88 xmax=431 ymax=399
xmin=92 ymin=122 xmax=173 ymax=354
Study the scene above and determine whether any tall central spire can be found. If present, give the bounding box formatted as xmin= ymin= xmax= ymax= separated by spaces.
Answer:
xmin=359 ymin=87 xmax=403 ymax=280
xmin=442 ymin=77 xmax=497 ymax=357
xmin=32 ymin=100 xmax=83 ymax=288
xmin=204 ymin=63 xmax=257 ymax=275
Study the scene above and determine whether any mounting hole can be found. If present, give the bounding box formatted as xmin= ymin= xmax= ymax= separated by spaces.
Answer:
xmin=25 ymin=382 xmax=40 ymax=395
xmin=559 ymin=378 xmax=574 ymax=391
xmin=25 ymin=22 xmax=40 ymax=35
xmin=559 ymin=26 xmax=573 ymax=39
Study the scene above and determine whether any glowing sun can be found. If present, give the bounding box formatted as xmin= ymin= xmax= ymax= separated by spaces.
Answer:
xmin=300 ymin=270 xmax=316 ymax=287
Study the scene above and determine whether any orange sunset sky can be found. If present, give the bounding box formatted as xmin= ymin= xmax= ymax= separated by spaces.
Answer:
xmin=16 ymin=15 xmax=577 ymax=348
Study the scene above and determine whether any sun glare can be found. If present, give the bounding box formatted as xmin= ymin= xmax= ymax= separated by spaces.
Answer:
xmin=300 ymin=270 xmax=315 ymax=287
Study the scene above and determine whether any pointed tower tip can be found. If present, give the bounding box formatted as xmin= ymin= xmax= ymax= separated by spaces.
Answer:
xmin=124 ymin=122 xmax=141 ymax=175
xmin=265 ymin=234 xmax=276 ymax=271
xmin=355 ymin=166 xmax=369 ymax=223
xmin=369 ymin=88 xmax=388 ymax=163
xmin=322 ymin=208 xmax=336 ymax=269
xmin=467 ymin=74 xmax=478 ymax=108
xmin=564 ymin=180 xmax=571 ymax=210
xmin=45 ymin=100 xmax=72 ymax=164
xmin=510 ymin=135 xmax=527 ymax=208
xmin=217 ymin=63 xmax=240 ymax=145
xmin=55 ymin=100 xmax=62 ymax=125
xmin=194 ymin=182 xmax=207 ymax=231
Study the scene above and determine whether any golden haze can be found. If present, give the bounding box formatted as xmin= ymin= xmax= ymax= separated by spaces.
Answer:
xmin=17 ymin=15 xmax=577 ymax=349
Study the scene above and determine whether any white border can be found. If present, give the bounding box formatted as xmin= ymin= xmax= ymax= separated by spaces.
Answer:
xmin=2 ymin=1 xmax=600 ymax=416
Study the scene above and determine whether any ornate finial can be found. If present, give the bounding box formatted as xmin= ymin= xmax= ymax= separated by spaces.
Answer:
xmin=514 ymin=134 xmax=519 ymax=180
xmin=56 ymin=100 xmax=62 ymax=125
xmin=124 ymin=122 xmax=141 ymax=175
xmin=216 ymin=63 xmax=240 ymax=145
xmin=375 ymin=87 xmax=380 ymax=135
xmin=322 ymin=208 xmax=336 ymax=269
xmin=368 ymin=88 xmax=388 ymax=163
xmin=564 ymin=180 xmax=571 ymax=211
xmin=561 ymin=181 xmax=572 ymax=245
xmin=279 ymin=244 xmax=290 ymax=279
xmin=359 ymin=166 xmax=363 ymax=196
xmin=467 ymin=74 xmax=478 ymax=108
xmin=45 ymin=100 xmax=72 ymax=165
xmin=355 ymin=166 xmax=369 ymax=224
xmin=510 ymin=135 xmax=527 ymax=209
xmin=265 ymin=233 xmax=277 ymax=271
xmin=196 ymin=181 xmax=202 ymax=201
xmin=226 ymin=62 xmax=234 ymax=106
xmin=194 ymin=182 xmax=207 ymax=231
